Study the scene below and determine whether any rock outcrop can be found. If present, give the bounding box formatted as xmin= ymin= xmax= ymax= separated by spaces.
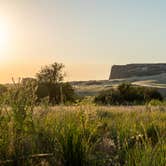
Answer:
xmin=109 ymin=63 xmax=166 ymax=79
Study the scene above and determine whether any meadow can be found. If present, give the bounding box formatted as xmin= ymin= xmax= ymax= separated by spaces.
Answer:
xmin=0 ymin=103 xmax=165 ymax=166
xmin=0 ymin=63 xmax=165 ymax=165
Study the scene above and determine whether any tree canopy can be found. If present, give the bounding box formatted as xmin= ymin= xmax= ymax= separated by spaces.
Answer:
xmin=36 ymin=62 xmax=65 ymax=84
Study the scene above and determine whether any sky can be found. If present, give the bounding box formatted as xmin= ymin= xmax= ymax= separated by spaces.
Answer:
xmin=0 ymin=0 xmax=166 ymax=83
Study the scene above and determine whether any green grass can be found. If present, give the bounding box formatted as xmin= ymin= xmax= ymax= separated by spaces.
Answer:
xmin=0 ymin=103 xmax=166 ymax=166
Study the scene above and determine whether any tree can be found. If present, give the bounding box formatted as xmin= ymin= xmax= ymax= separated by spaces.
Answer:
xmin=35 ymin=62 xmax=76 ymax=104
xmin=36 ymin=62 xmax=65 ymax=84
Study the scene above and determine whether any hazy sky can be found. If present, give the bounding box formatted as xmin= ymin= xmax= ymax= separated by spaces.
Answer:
xmin=0 ymin=0 xmax=166 ymax=83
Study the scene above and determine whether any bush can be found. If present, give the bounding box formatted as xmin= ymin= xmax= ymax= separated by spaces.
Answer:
xmin=94 ymin=83 xmax=163 ymax=105
xmin=2 ymin=79 xmax=76 ymax=106
xmin=144 ymin=88 xmax=163 ymax=102
xmin=36 ymin=82 xmax=76 ymax=104
xmin=20 ymin=78 xmax=77 ymax=105
xmin=94 ymin=89 xmax=122 ymax=105
xmin=148 ymin=99 xmax=163 ymax=106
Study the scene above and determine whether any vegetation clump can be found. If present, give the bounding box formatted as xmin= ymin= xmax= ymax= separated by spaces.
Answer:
xmin=1 ymin=62 xmax=77 ymax=105
xmin=94 ymin=83 xmax=163 ymax=105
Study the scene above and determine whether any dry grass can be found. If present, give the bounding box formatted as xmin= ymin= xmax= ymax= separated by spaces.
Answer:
xmin=0 ymin=104 xmax=166 ymax=166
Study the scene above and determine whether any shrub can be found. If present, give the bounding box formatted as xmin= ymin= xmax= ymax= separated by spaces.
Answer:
xmin=94 ymin=83 xmax=163 ymax=105
xmin=144 ymin=88 xmax=163 ymax=102
xmin=19 ymin=78 xmax=77 ymax=105
xmin=36 ymin=82 xmax=76 ymax=104
xmin=94 ymin=89 xmax=122 ymax=105
xmin=148 ymin=99 xmax=163 ymax=106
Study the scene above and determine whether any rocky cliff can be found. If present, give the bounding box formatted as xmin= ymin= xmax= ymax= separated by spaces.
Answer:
xmin=109 ymin=63 xmax=166 ymax=79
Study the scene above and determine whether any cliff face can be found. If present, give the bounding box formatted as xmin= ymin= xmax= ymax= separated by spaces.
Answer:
xmin=109 ymin=64 xmax=166 ymax=79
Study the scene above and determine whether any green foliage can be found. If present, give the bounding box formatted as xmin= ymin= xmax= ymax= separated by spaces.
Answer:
xmin=143 ymin=87 xmax=163 ymax=102
xmin=34 ymin=62 xmax=77 ymax=105
xmin=94 ymin=83 xmax=163 ymax=105
xmin=0 ymin=80 xmax=37 ymax=164
xmin=54 ymin=115 xmax=94 ymax=166
xmin=0 ymin=84 xmax=7 ymax=95
xmin=36 ymin=62 xmax=65 ymax=84
xmin=146 ymin=124 xmax=159 ymax=146
xmin=36 ymin=82 xmax=76 ymax=104
xmin=148 ymin=99 xmax=163 ymax=106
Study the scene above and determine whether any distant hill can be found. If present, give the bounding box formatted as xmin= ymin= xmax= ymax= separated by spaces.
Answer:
xmin=109 ymin=63 xmax=166 ymax=79
xmin=71 ymin=73 xmax=166 ymax=97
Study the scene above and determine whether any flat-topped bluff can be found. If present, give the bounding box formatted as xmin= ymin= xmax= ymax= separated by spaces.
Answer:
xmin=109 ymin=63 xmax=166 ymax=79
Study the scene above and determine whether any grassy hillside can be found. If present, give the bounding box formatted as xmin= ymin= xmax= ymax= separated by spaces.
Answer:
xmin=71 ymin=73 xmax=166 ymax=97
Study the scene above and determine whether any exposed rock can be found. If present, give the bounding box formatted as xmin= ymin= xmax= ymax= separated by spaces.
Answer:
xmin=109 ymin=63 xmax=166 ymax=79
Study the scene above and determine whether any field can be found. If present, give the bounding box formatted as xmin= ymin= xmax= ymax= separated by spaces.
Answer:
xmin=0 ymin=104 xmax=165 ymax=166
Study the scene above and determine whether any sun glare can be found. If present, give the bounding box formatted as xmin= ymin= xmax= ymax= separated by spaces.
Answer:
xmin=0 ymin=22 xmax=9 ymax=48
xmin=0 ymin=19 xmax=10 ymax=61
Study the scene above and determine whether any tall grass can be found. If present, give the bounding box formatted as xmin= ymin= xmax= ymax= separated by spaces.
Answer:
xmin=0 ymin=84 xmax=165 ymax=165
